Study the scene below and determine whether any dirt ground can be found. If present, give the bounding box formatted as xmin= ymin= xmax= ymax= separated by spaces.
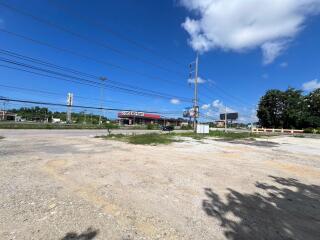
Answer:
xmin=0 ymin=130 xmax=319 ymax=240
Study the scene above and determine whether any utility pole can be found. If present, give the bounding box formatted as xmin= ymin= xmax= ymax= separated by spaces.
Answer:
xmin=1 ymin=100 xmax=5 ymax=121
xmin=67 ymin=92 xmax=73 ymax=123
xmin=83 ymin=110 xmax=87 ymax=124
xmin=99 ymin=76 xmax=107 ymax=125
xmin=189 ymin=53 xmax=199 ymax=132
xmin=194 ymin=53 xmax=199 ymax=132
xmin=224 ymin=106 xmax=227 ymax=132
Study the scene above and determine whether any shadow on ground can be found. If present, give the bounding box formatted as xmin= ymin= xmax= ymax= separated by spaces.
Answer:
xmin=60 ymin=227 xmax=99 ymax=240
xmin=213 ymin=139 xmax=279 ymax=148
xmin=203 ymin=176 xmax=320 ymax=240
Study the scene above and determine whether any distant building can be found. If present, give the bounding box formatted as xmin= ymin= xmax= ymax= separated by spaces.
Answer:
xmin=117 ymin=111 xmax=186 ymax=126
xmin=51 ymin=118 xmax=61 ymax=123
xmin=0 ymin=111 xmax=17 ymax=121
xmin=215 ymin=120 xmax=225 ymax=128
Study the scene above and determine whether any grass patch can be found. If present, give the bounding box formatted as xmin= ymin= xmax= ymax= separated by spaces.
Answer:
xmin=293 ymin=135 xmax=305 ymax=138
xmin=97 ymin=133 xmax=180 ymax=145
xmin=175 ymin=130 xmax=259 ymax=140
xmin=128 ymin=133 xmax=178 ymax=145
xmin=208 ymin=130 xmax=260 ymax=139
xmin=174 ymin=132 xmax=206 ymax=140
xmin=0 ymin=122 xmax=119 ymax=129
xmin=97 ymin=130 xmax=260 ymax=145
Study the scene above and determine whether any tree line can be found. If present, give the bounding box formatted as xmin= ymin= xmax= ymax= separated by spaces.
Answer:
xmin=9 ymin=107 xmax=108 ymax=124
xmin=257 ymin=88 xmax=320 ymax=129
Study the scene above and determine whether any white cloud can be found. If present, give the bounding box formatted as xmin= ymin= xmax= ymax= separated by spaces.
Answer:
xmin=170 ymin=98 xmax=181 ymax=104
xmin=212 ymin=99 xmax=234 ymax=112
xmin=201 ymin=103 xmax=210 ymax=110
xmin=237 ymin=108 xmax=258 ymax=123
xmin=180 ymin=0 xmax=320 ymax=64
xmin=302 ymin=79 xmax=320 ymax=91
xmin=279 ymin=62 xmax=288 ymax=68
xmin=261 ymin=41 xmax=287 ymax=65
xmin=187 ymin=76 xmax=206 ymax=84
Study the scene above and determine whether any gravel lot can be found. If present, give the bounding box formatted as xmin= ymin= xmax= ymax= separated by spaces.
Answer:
xmin=0 ymin=130 xmax=319 ymax=240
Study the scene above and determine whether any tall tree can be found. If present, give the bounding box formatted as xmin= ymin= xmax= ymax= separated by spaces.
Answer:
xmin=257 ymin=87 xmax=320 ymax=129
xmin=282 ymin=88 xmax=305 ymax=129
xmin=257 ymin=89 xmax=285 ymax=128
xmin=305 ymin=88 xmax=320 ymax=128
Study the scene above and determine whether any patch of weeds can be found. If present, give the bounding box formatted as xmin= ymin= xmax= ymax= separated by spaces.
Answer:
xmin=95 ymin=134 xmax=127 ymax=142
xmin=293 ymin=135 xmax=305 ymax=138
xmin=97 ymin=133 xmax=179 ymax=145
xmin=175 ymin=131 xmax=259 ymax=140
xmin=128 ymin=133 xmax=179 ymax=145
xmin=175 ymin=132 xmax=206 ymax=140
xmin=208 ymin=130 xmax=260 ymax=139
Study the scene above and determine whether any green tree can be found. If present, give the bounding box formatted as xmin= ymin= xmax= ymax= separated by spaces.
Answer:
xmin=282 ymin=88 xmax=305 ymax=128
xmin=257 ymin=87 xmax=320 ymax=129
xmin=257 ymin=89 xmax=285 ymax=128
xmin=305 ymin=88 xmax=320 ymax=127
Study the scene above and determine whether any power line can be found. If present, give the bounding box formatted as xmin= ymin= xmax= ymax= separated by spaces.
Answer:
xmin=0 ymin=83 xmax=127 ymax=104
xmin=0 ymin=49 xmax=189 ymax=101
xmin=0 ymin=57 xmax=191 ymax=102
xmin=0 ymin=62 xmax=191 ymax=103
xmin=0 ymin=1 xmax=186 ymax=77
xmin=46 ymin=0 xmax=187 ymax=68
xmin=0 ymin=96 xmax=184 ymax=116
xmin=0 ymin=28 xmax=189 ymax=88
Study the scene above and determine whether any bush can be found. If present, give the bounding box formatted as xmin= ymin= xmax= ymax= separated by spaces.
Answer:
xmin=316 ymin=128 xmax=320 ymax=134
xmin=103 ymin=123 xmax=119 ymax=129
xmin=146 ymin=124 xmax=159 ymax=130
xmin=180 ymin=125 xmax=193 ymax=130
xmin=303 ymin=128 xmax=315 ymax=134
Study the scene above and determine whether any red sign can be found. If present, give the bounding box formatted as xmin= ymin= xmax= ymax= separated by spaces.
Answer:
xmin=118 ymin=111 xmax=160 ymax=119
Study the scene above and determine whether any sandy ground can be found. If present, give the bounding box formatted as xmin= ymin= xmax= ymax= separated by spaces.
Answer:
xmin=0 ymin=130 xmax=319 ymax=240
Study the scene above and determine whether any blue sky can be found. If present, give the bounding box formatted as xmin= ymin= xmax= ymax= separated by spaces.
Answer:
xmin=0 ymin=0 xmax=320 ymax=122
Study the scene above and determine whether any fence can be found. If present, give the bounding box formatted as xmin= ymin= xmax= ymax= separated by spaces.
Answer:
xmin=252 ymin=128 xmax=304 ymax=134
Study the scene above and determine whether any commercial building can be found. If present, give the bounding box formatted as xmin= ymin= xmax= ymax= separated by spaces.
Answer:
xmin=0 ymin=110 xmax=17 ymax=121
xmin=215 ymin=120 xmax=226 ymax=128
xmin=118 ymin=111 xmax=185 ymax=126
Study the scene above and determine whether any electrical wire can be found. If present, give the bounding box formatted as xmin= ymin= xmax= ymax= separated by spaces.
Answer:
xmin=0 ymin=58 xmax=191 ymax=102
xmin=46 ymin=0 xmax=187 ymax=68
xmin=0 ymin=1 xmax=186 ymax=77
xmin=0 ymin=96 xmax=184 ymax=117
xmin=0 ymin=49 xmax=190 ymax=100
xmin=0 ymin=28 xmax=188 ymax=88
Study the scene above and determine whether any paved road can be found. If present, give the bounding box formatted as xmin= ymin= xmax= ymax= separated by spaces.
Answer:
xmin=0 ymin=129 xmax=190 ymax=138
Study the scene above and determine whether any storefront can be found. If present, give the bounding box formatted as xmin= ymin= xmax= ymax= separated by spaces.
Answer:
xmin=118 ymin=111 xmax=185 ymax=126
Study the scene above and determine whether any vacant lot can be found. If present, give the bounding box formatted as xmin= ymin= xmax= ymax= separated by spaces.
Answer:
xmin=0 ymin=130 xmax=319 ymax=240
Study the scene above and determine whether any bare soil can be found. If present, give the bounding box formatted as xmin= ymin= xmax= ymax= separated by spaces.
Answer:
xmin=0 ymin=130 xmax=319 ymax=240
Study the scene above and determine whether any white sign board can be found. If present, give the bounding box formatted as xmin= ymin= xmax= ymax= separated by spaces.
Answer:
xmin=197 ymin=124 xmax=209 ymax=134
xmin=119 ymin=111 xmax=144 ymax=117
